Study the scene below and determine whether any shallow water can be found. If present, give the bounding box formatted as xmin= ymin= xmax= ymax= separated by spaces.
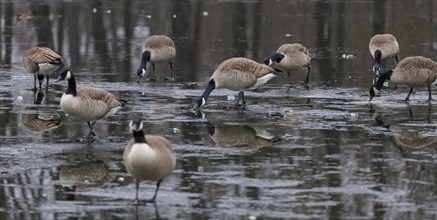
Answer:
xmin=1 ymin=0 xmax=437 ymax=219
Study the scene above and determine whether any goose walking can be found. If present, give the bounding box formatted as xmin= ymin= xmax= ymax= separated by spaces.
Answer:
xmin=56 ymin=68 xmax=126 ymax=143
xmin=369 ymin=56 xmax=437 ymax=102
xmin=124 ymin=118 xmax=176 ymax=205
xmin=136 ymin=35 xmax=176 ymax=94
xmin=369 ymin=34 xmax=399 ymax=75
xmin=193 ymin=57 xmax=281 ymax=110
xmin=264 ymin=43 xmax=311 ymax=86
xmin=22 ymin=47 xmax=64 ymax=90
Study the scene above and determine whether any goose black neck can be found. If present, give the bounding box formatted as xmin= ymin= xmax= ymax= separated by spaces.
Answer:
xmin=66 ymin=75 xmax=77 ymax=96
xmin=141 ymin=51 xmax=151 ymax=66
xmin=133 ymin=130 xmax=147 ymax=143
xmin=374 ymin=70 xmax=393 ymax=90
xmin=374 ymin=50 xmax=382 ymax=64
xmin=200 ymin=79 xmax=216 ymax=101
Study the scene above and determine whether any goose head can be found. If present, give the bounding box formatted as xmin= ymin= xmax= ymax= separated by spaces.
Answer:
xmin=136 ymin=51 xmax=151 ymax=83
xmin=56 ymin=68 xmax=73 ymax=81
xmin=129 ymin=118 xmax=144 ymax=132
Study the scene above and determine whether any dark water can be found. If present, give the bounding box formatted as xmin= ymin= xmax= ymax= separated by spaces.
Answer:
xmin=1 ymin=0 xmax=436 ymax=219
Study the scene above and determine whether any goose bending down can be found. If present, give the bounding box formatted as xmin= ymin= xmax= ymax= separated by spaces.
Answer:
xmin=193 ymin=57 xmax=281 ymax=110
xmin=22 ymin=47 xmax=64 ymax=90
xmin=56 ymin=68 xmax=126 ymax=143
xmin=136 ymin=35 xmax=176 ymax=93
xmin=124 ymin=118 xmax=176 ymax=205
xmin=369 ymin=34 xmax=399 ymax=75
xmin=369 ymin=56 xmax=437 ymax=102
xmin=264 ymin=43 xmax=311 ymax=86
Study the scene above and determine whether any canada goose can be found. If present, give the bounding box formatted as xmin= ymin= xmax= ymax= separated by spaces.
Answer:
xmin=136 ymin=35 xmax=176 ymax=92
xmin=205 ymin=121 xmax=281 ymax=149
xmin=193 ymin=57 xmax=281 ymax=109
xmin=369 ymin=56 xmax=437 ymax=102
xmin=369 ymin=34 xmax=399 ymax=75
xmin=22 ymin=47 xmax=64 ymax=90
xmin=124 ymin=118 xmax=176 ymax=205
xmin=56 ymin=68 xmax=126 ymax=143
xmin=264 ymin=43 xmax=311 ymax=86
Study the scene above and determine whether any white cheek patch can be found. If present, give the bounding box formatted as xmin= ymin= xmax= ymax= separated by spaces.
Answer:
xmin=142 ymin=68 xmax=146 ymax=76
xmin=374 ymin=87 xmax=381 ymax=95
xmin=66 ymin=71 xmax=71 ymax=80
xmin=201 ymin=97 xmax=206 ymax=107
xmin=268 ymin=59 xmax=273 ymax=66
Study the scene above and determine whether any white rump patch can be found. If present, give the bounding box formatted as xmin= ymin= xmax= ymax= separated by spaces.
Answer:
xmin=105 ymin=106 xmax=122 ymax=117
xmin=250 ymin=73 xmax=277 ymax=89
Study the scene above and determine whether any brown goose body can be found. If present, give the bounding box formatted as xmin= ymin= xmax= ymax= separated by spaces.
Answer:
xmin=124 ymin=118 xmax=176 ymax=204
xmin=369 ymin=56 xmax=437 ymax=101
xmin=60 ymin=87 xmax=124 ymax=122
xmin=124 ymin=135 xmax=175 ymax=181
xmin=193 ymin=57 xmax=280 ymax=109
xmin=369 ymin=34 xmax=399 ymax=75
xmin=136 ymin=35 xmax=176 ymax=87
xmin=22 ymin=47 xmax=64 ymax=89
xmin=264 ymin=43 xmax=311 ymax=85
xmin=369 ymin=34 xmax=399 ymax=61
xmin=57 ymin=69 xmax=126 ymax=142
xmin=212 ymin=57 xmax=276 ymax=90
xmin=143 ymin=35 xmax=176 ymax=64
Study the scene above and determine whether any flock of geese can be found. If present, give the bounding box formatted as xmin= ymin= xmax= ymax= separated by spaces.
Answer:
xmin=21 ymin=33 xmax=436 ymax=204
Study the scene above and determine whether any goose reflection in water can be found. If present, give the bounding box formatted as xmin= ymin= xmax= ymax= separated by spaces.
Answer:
xmin=22 ymin=91 xmax=62 ymax=132
xmin=371 ymin=105 xmax=437 ymax=149
xmin=204 ymin=120 xmax=282 ymax=149
xmin=59 ymin=159 xmax=117 ymax=200
xmin=390 ymin=124 xmax=437 ymax=149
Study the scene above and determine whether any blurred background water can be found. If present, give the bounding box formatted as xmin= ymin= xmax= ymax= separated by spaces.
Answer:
xmin=0 ymin=0 xmax=436 ymax=219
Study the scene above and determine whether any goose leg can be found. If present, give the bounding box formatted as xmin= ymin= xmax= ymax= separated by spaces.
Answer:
xmin=145 ymin=180 xmax=162 ymax=203
xmin=149 ymin=63 xmax=157 ymax=82
xmin=164 ymin=63 xmax=174 ymax=82
xmin=302 ymin=66 xmax=310 ymax=87
xmin=132 ymin=180 xmax=145 ymax=206
xmin=46 ymin=76 xmax=50 ymax=90
xmin=227 ymin=91 xmax=244 ymax=109
xmin=404 ymin=87 xmax=414 ymax=102
xmin=84 ymin=121 xmax=98 ymax=143
xmin=427 ymin=85 xmax=433 ymax=101
xmin=33 ymin=75 xmax=37 ymax=90
xmin=287 ymin=72 xmax=292 ymax=86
